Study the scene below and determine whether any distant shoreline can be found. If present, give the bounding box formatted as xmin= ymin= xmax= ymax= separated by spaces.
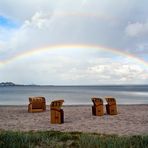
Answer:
xmin=1 ymin=82 xmax=148 ymax=87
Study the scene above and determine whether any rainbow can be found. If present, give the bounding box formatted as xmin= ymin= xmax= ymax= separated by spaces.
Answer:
xmin=0 ymin=44 xmax=148 ymax=68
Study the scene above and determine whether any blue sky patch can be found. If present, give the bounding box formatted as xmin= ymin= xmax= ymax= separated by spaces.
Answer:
xmin=0 ymin=16 xmax=19 ymax=29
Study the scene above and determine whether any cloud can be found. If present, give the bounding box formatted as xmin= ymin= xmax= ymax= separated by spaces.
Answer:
xmin=1 ymin=0 xmax=148 ymax=51
xmin=0 ymin=0 xmax=148 ymax=84
xmin=88 ymin=63 xmax=147 ymax=83
xmin=0 ymin=48 xmax=147 ymax=85
xmin=0 ymin=0 xmax=56 ymax=21
xmin=125 ymin=22 xmax=148 ymax=37
xmin=0 ymin=10 xmax=119 ymax=60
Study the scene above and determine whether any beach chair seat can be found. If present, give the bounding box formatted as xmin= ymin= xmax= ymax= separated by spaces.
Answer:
xmin=91 ymin=97 xmax=104 ymax=116
xmin=28 ymin=96 xmax=46 ymax=113
xmin=105 ymin=97 xmax=117 ymax=115
xmin=50 ymin=100 xmax=64 ymax=124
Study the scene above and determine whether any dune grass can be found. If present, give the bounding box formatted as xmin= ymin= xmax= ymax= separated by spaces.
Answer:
xmin=0 ymin=130 xmax=148 ymax=148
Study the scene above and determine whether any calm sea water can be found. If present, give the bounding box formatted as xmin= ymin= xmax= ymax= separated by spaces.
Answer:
xmin=0 ymin=85 xmax=148 ymax=105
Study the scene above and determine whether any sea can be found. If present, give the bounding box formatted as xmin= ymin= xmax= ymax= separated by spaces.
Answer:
xmin=0 ymin=85 xmax=148 ymax=105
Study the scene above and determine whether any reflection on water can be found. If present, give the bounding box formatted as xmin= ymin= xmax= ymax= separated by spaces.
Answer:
xmin=0 ymin=85 xmax=148 ymax=105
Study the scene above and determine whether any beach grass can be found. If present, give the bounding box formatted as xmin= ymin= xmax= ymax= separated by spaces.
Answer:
xmin=0 ymin=130 xmax=148 ymax=148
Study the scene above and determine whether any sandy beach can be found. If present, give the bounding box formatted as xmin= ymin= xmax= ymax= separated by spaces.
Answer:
xmin=0 ymin=105 xmax=148 ymax=135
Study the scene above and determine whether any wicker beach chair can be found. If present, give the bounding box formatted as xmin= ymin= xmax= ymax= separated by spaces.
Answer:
xmin=105 ymin=96 xmax=117 ymax=115
xmin=28 ymin=96 xmax=46 ymax=113
xmin=50 ymin=100 xmax=64 ymax=124
xmin=91 ymin=97 xmax=104 ymax=116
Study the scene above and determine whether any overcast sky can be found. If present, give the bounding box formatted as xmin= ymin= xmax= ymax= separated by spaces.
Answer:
xmin=0 ymin=0 xmax=148 ymax=85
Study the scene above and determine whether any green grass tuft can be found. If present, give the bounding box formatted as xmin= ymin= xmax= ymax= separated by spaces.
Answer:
xmin=0 ymin=130 xmax=148 ymax=148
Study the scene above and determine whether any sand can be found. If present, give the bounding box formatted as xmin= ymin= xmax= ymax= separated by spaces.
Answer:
xmin=0 ymin=105 xmax=148 ymax=135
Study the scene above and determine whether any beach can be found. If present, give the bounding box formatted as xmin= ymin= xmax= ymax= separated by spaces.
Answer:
xmin=0 ymin=105 xmax=148 ymax=135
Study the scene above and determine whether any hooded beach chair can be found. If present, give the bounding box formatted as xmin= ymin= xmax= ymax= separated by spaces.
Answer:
xmin=105 ymin=96 xmax=117 ymax=115
xmin=91 ymin=97 xmax=104 ymax=116
xmin=28 ymin=96 xmax=46 ymax=113
xmin=50 ymin=100 xmax=64 ymax=124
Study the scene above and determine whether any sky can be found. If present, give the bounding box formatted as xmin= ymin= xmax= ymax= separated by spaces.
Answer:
xmin=0 ymin=0 xmax=148 ymax=85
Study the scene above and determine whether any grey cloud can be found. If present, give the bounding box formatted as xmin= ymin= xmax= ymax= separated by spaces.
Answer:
xmin=125 ymin=22 xmax=148 ymax=37
xmin=0 ymin=0 xmax=148 ymax=84
xmin=0 ymin=0 xmax=55 ymax=21
xmin=1 ymin=0 xmax=148 ymax=52
xmin=0 ymin=49 xmax=147 ymax=85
